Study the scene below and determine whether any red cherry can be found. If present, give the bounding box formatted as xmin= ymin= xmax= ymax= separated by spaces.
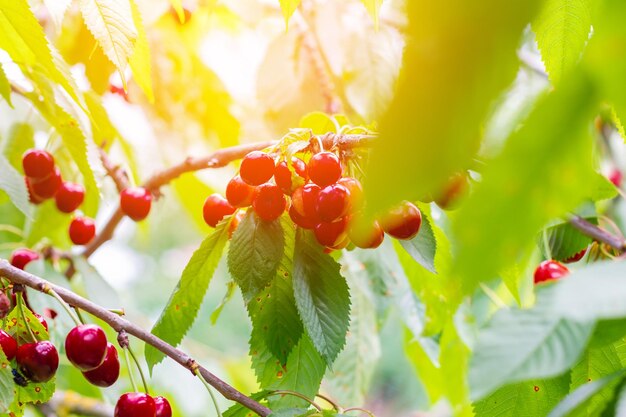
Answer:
xmin=65 ymin=324 xmax=108 ymax=371
xmin=226 ymin=176 xmax=255 ymax=207
xmin=33 ymin=312 xmax=49 ymax=332
xmin=55 ymin=182 xmax=85 ymax=213
xmin=203 ymin=194 xmax=236 ymax=227
xmin=115 ymin=392 xmax=156 ymax=417
xmin=337 ymin=177 xmax=364 ymax=209
xmin=308 ymin=152 xmax=342 ymax=187
xmin=609 ymin=169 xmax=623 ymax=188
xmin=380 ymin=202 xmax=422 ymax=240
xmin=69 ymin=216 xmax=96 ymax=245
xmin=316 ymin=184 xmax=351 ymax=222
xmin=16 ymin=341 xmax=59 ymax=382
xmin=30 ymin=167 xmax=62 ymax=199
xmin=240 ymin=151 xmax=275 ymax=186
xmin=109 ymin=84 xmax=129 ymax=101
xmin=43 ymin=308 xmax=58 ymax=320
xmin=291 ymin=184 xmax=321 ymax=220
xmin=82 ymin=343 xmax=120 ymax=387
xmin=288 ymin=205 xmax=317 ymax=229
xmin=25 ymin=178 xmax=45 ymax=204
xmin=348 ymin=214 xmax=384 ymax=249
xmin=154 ymin=396 xmax=172 ymax=417
xmin=314 ymin=217 xmax=348 ymax=247
xmin=564 ymin=248 xmax=587 ymax=263
xmin=534 ymin=260 xmax=569 ymax=284
xmin=274 ymin=158 xmax=308 ymax=194
xmin=435 ymin=172 xmax=470 ymax=210
xmin=22 ymin=149 xmax=55 ymax=180
xmin=0 ymin=330 xmax=17 ymax=360
xmin=120 ymin=187 xmax=153 ymax=221
xmin=252 ymin=184 xmax=286 ymax=221
xmin=10 ymin=249 xmax=39 ymax=270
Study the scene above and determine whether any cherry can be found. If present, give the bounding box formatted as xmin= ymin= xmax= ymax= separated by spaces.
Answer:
xmin=348 ymin=214 xmax=385 ymax=249
xmin=274 ymin=158 xmax=308 ymax=194
xmin=154 ymin=396 xmax=172 ymax=417
xmin=69 ymin=216 xmax=96 ymax=245
xmin=82 ymin=343 xmax=120 ymax=387
xmin=16 ymin=341 xmax=59 ymax=382
xmin=30 ymin=167 xmax=62 ymax=199
xmin=534 ymin=260 xmax=569 ymax=284
xmin=288 ymin=205 xmax=317 ymax=229
xmin=120 ymin=187 xmax=153 ymax=221
xmin=240 ymin=151 xmax=275 ymax=186
xmin=291 ymin=184 xmax=321 ymax=221
xmin=308 ymin=152 xmax=342 ymax=187
xmin=0 ymin=292 xmax=9 ymax=319
xmin=564 ymin=248 xmax=587 ymax=263
xmin=380 ymin=202 xmax=422 ymax=240
xmin=109 ymin=84 xmax=129 ymax=101
xmin=203 ymin=194 xmax=236 ymax=227
xmin=22 ymin=149 xmax=55 ymax=180
xmin=337 ymin=177 xmax=364 ymax=209
xmin=115 ymin=392 xmax=156 ymax=417
xmin=609 ymin=169 xmax=623 ymax=188
xmin=252 ymin=184 xmax=287 ymax=221
xmin=316 ymin=184 xmax=351 ymax=222
xmin=0 ymin=330 xmax=17 ymax=360
xmin=314 ymin=217 xmax=348 ymax=247
xmin=435 ymin=172 xmax=469 ymax=210
xmin=65 ymin=324 xmax=108 ymax=371
xmin=10 ymin=249 xmax=39 ymax=270
xmin=43 ymin=308 xmax=58 ymax=320
xmin=25 ymin=178 xmax=45 ymax=204
xmin=226 ymin=175 xmax=255 ymax=207
xmin=55 ymin=182 xmax=85 ymax=213
xmin=33 ymin=313 xmax=49 ymax=332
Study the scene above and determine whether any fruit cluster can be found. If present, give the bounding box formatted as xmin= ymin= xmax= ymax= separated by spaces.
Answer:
xmin=21 ymin=149 xmax=94 ymax=246
xmin=202 ymin=149 xmax=423 ymax=250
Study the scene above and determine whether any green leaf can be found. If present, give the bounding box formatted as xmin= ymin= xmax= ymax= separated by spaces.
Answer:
xmin=223 ymin=391 xmax=272 ymax=417
xmin=532 ymin=0 xmax=592 ymax=85
xmin=0 ymin=155 xmax=30 ymax=216
xmin=359 ymin=0 xmax=383 ymax=29
xmin=128 ymin=0 xmax=154 ymax=102
xmin=473 ymin=374 xmax=570 ymax=417
xmin=268 ymin=409 xmax=311 ymax=417
xmin=453 ymin=73 xmax=597 ymax=294
xmin=248 ymin=219 xmax=303 ymax=364
xmin=278 ymin=0 xmax=301 ymax=25
xmin=548 ymin=371 xmax=626 ymax=417
xmin=210 ymin=281 xmax=236 ymax=325
xmin=538 ymin=218 xmax=595 ymax=261
xmin=146 ymin=221 xmax=230 ymax=372
xmin=589 ymin=172 xmax=618 ymax=201
xmin=2 ymin=123 xmax=34 ymax=171
xmin=78 ymin=0 xmax=137 ymax=86
xmin=6 ymin=303 xmax=50 ymax=345
xmin=0 ymin=63 xmax=11 ymax=106
xmin=0 ymin=349 xmax=14 ymax=413
xmin=365 ymin=0 xmax=542 ymax=213
xmin=228 ymin=211 xmax=285 ymax=301
xmin=15 ymin=378 xmax=56 ymax=409
xmin=299 ymin=112 xmax=338 ymax=134
xmin=172 ymin=174 xmax=214 ymax=232
xmin=398 ymin=211 xmax=437 ymax=273
xmin=292 ymin=229 xmax=350 ymax=365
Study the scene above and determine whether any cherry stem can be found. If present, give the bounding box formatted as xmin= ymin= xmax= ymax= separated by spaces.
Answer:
xmin=314 ymin=393 xmax=341 ymax=411
xmin=127 ymin=344 xmax=149 ymax=394
xmin=45 ymin=287 xmax=82 ymax=327
xmin=268 ymin=390 xmax=322 ymax=411
xmin=194 ymin=368 xmax=222 ymax=417
xmin=123 ymin=347 xmax=139 ymax=393
xmin=343 ymin=407 xmax=376 ymax=417
xmin=73 ymin=307 xmax=86 ymax=324
xmin=16 ymin=293 xmax=37 ymax=341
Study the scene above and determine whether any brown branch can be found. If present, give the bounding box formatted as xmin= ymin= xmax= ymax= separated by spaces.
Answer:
xmin=568 ymin=215 xmax=626 ymax=251
xmin=98 ymin=146 xmax=131 ymax=193
xmin=0 ymin=259 xmax=272 ymax=417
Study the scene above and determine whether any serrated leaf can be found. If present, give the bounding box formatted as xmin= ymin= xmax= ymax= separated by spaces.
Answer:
xmin=43 ymin=0 xmax=72 ymax=30
xmin=292 ymin=229 xmax=350 ymax=366
xmin=14 ymin=377 xmax=56 ymax=409
xmin=0 ymin=155 xmax=30 ymax=216
xmin=399 ymin=211 xmax=437 ymax=273
xmin=548 ymin=371 xmax=626 ymax=417
xmin=532 ymin=0 xmax=592 ymax=85
xmin=228 ymin=212 xmax=284 ymax=301
xmin=6 ymin=303 xmax=50 ymax=345
xmin=278 ymin=0 xmax=301 ymax=25
xmin=0 ymin=63 xmax=11 ymax=107
xmin=538 ymin=218 xmax=595 ymax=261
xmin=0 ymin=349 xmax=13 ymax=413
xmin=2 ymin=123 xmax=34 ymax=171
xmin=128 ymin=0 xmax=154 ymax=102
xmin=78 ymin=0 xmax=138 ymax=86
xmin=360 ymin=0 xmax=383 ymax=29
xmin=146 ymin=221 xmax=230 ymax=371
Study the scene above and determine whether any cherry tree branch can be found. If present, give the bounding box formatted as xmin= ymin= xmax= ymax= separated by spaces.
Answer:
xmin=0 ymin=259 xmax=272 ymax=417
xmin=568 ymin=215 xmax=626 ymax=252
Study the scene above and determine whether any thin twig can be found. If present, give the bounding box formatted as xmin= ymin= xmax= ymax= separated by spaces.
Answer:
xmin=568 ymin=215 xmax=626 ymax=252
xmin=98 ymin=146 xmax=131 ymax=192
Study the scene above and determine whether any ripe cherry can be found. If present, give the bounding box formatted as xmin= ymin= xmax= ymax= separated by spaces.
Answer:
xmin=316 ymin=184 xmax=351 ymax=222
xmin=288 ymin=205 xmax=317 ymax=229
xmin=203 ymin=194 xmax=236 ymax=227
xmin=380 ymin=202 xmax=422 ymax=240
xmin=274 ymin=158 xmax=308 ymax=194
xmin=65 ymin=324 xmax=108 ymax=371
xmin=30 ymin=167 xmax=62 ymax=199
xmin=109 ymin=84 xmax=129 ymax=101
xmin=308 ymin=152 xmax=342 ymax=187
xmin=348 ymin=214 xmax=385 ymax=249
xmin=564 ymin=248 xmax=587 ymax=263
xmin=292 ymin=184 xmax=321 ymax=221
xmin=435 ymin=172 xmax=469 ymax=210
xmin=22 ymin=149 xmax=55 ymax=179
xmin=16 ymin=341 xmax=59 ymax=382
xmin=337 ymin=177 xmax=364 ymax=209
xmin=0 ymin=330 xmax=17 ymax=360
xmin=69 ymin=216 xmax=96 ymax=245
xmin=25 ymin=178 xmax=45 ymax=204
xmin=120 ymin=187 xmax=153 ymax=221
xmin=226 ymin=176 xmax=255 ymax=207
xmin=82 ymin=343 xmax=120 ymax=387
xmin=534 ymin=260 xmax=569 ymax=284
xmin=33 ymin=313 xmax=49 ymax=332
xmin=609 ymin=169 xmax=623 ymax=188
xmin=10 ymin=249 xmax=39 ymax=270
xmin=55 ymin=182 xmax=85 ymax=213
xmin=115 ymin=392 xmax=156 ymax=417
xmin=314 ymin=217 xmax=348 ymax=247
xmin=240 ymin=151 xmax=275 ymax=186
xmin=154 ymin=396 xmax=172 ymax=417
xmin=252 ymin=184 xmax=286 ymax=221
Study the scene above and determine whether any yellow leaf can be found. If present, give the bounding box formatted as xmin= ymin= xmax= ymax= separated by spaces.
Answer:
xmin=128 ymin=0 xmax=154 ymax=102
xmin=278 ymin=0 xmax=301 ymax=26
xmin=169 ymin=0 xmax=186 ymax=23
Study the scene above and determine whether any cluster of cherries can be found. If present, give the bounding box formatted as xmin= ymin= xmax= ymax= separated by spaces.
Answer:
xmin=6 ymin=250 xmax=171 ymax=417
xmin=533 ymin=248 xmax=587 ymax=284
xmin=202 ymin=149 xmax=423 ymax=249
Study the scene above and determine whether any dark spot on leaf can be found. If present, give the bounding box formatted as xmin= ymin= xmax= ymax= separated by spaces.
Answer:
xmin=533 ymin=386 xmax=539 ymax=392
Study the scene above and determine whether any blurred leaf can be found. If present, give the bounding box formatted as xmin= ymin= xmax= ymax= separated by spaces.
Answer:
xmin=359 ymin=0 xmax=383 ymax=29
xmin=25 ymin=199 xmax=72 ymax=247
xmin=398 ymin=211 xmax=437 ymax=273
xmin=278 ymin=0 xmax=301 ymax=25
xmin=473 ymin=374 xmax=570 ymax=417
xmin=0 ymin=349 xmax=12 ymax=413
xmin=299 ymin=112 xmax=338 ymax=134
xmin=0 ymin=155 xmax=29 ymax=216
xmin=228 ymin=212 xmax=285 ymax=302
xmin=548 ymin=371 xmax=626 ymax=417
xmin=78 ymin=0 xmax=137 ymax=86
xmin=72 ymin=257 xmax=121 ymax=308
xmin=293 ymin=229 xmax=350 ymax=366
xmin=532 ymin=0 xmax=592 ymax=85
xmin=129 ymin=0 xmax=154 ymax=102
xmin=0 ymin=63 xmax=11 ymax=107
xmin=366 ymin=0 xmax=541 ymax=213
xmin=589 ymin=172 xmax=619 ymax=201
xmin=2 ymin=123 xmax=34 ymax=171
xmin=538 ymin=218 xmax=595 ymax=262
xmin=590 ymin=320 xmax=626 ymax=349
xmin=268 ymin=409 xmax=311 ymax=417
xmin=172 ymin=173 xmax=214 ymax=231
xmin=146 ymin=220 xmax=229 ymax=372
xmin=169 ymin=0 xmax=185 ymax=23
xmin=43 ymin=0 xmax=72 ymax=30
xmin=453 ymin=73 xmax=597 ymax=294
